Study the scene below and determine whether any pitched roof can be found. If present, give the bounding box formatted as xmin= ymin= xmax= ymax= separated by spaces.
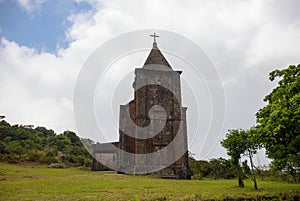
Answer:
xmin=143 ymin=43 xmax=172 ymax=68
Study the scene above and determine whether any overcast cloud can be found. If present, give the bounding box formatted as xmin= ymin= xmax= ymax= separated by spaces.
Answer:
xmin=0 ymin=0 xmax=299 ymax=162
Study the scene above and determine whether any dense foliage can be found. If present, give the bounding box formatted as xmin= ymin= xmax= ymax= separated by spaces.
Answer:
xmin=256 ymin=64 xmax=300 ymax=183
xmin=220 ymin=64 xmax=300 ymax=185
xmin=188 ymin=157 xmax=236 ymax=180
xmin=0 ymin=119 xmax=92 ymax=167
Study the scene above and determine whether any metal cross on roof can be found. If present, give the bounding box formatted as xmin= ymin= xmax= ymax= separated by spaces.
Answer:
xmin=150 ymin=32 xmax=159 ymax=43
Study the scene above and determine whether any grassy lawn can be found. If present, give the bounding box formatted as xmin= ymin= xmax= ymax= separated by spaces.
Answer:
xmin=0 ymin=163 xmax=299 ymax=200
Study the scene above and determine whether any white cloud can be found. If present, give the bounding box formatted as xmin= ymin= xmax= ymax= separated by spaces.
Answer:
xmin=1 ymin=0 xmax=299 ymax=161
xmin=0 ymin=38 xmax=77 ymax=132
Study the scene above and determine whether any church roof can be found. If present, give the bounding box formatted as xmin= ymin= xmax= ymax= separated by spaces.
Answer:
xmin=143 ymin=42 xmax=172 ymax=69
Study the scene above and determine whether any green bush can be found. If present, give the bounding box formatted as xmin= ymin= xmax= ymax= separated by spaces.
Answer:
xmin=27 ymin=150 xmax=43 ymax=162
xmin=0 ymin=120 xmax=92 ymax=166
xmin=192 ymin=173 xmax=203 ymax=180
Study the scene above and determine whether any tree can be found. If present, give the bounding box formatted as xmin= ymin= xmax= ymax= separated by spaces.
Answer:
xmin=209 ymin=158 xmax=235 ymax=179
xmin=256 ymin=64 xmax=300 ymax=183
xmin=55 ymin=134 xmax=71 ymax=151
xmin=63 ymin=131 xmax=82 ymax=146
xmin=221 ymin=128 xmax=261 ymax=189
xmin=221 ymin=129 xmax=246 ymax=187
xmin=243 ymin=127 xmax=261 ymax=190
xmin=4 ymin=140 xmax=25 ymax=160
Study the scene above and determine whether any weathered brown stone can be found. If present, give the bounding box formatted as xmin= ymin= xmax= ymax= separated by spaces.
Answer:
xmin=92 ymin=41 xmax=190 ymax=179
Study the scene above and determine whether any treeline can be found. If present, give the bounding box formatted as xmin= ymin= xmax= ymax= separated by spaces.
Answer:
xmin=189 ymin=157 xmax=235 ymax=180
xmin=0 ymin=118 xmax=92 ymax=167
xmin=189 ymin=157 xmax=269 ymax=180
xmin=189 ymin=156 xmax=298 ymax=183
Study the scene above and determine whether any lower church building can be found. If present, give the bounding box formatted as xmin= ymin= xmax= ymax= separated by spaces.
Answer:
xmin=92 ymin=34 xmax=190 ymax=179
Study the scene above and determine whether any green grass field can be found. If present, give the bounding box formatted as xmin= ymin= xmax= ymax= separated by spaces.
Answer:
xmin=0 ymin=163 xmax=299 ymax=201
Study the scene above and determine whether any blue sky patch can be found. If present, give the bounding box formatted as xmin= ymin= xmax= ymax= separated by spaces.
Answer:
xmin=0 ymin=0 xmax=94 ymax=53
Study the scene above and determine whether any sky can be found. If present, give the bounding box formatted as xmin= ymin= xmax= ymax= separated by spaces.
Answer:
xmin=0 ymin=0 xmax=299 ymax=163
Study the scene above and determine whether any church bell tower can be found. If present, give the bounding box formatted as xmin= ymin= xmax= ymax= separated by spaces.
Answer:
xmin=118 ymin=33 xmax=190 ymax=179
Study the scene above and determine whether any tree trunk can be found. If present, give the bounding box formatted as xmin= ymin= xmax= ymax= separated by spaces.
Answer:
xmin=288 ymin=166 xmax=297 ymax=183
xmin=291 ymin=172 xmax=297 ymax=184
xmin=237 ymin=165 xmax=244 ymax=188
xmin=249 ymin=153 xmax=258 ymax=190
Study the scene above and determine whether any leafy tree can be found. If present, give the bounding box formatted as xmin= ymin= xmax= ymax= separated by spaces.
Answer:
xmin=221 ymin=128 xmax=261 ymax=189
xmin=256 ymin=64 xmax=300 ymax=183
xmin=34 ymin=127 xmax=55 ymax=137
xmin=55 ymin=134 xmax=71 ymax=151
xmin=221 ymin=129 xmax=246 ymax=187
xmin=63 ymin=131 xmax=82 ymax=146
xmin=209 ymin=157 xmax=235 ymax=179
xmin=4 ymin=140 xmax=25 ymax=160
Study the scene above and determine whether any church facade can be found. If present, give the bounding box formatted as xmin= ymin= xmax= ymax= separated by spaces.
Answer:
xmin=92 ymin=35 xmax=190 ymax=179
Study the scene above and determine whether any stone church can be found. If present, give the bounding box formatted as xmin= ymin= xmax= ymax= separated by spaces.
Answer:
xmin=92 ymin=34 xmax=190 ymax=179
